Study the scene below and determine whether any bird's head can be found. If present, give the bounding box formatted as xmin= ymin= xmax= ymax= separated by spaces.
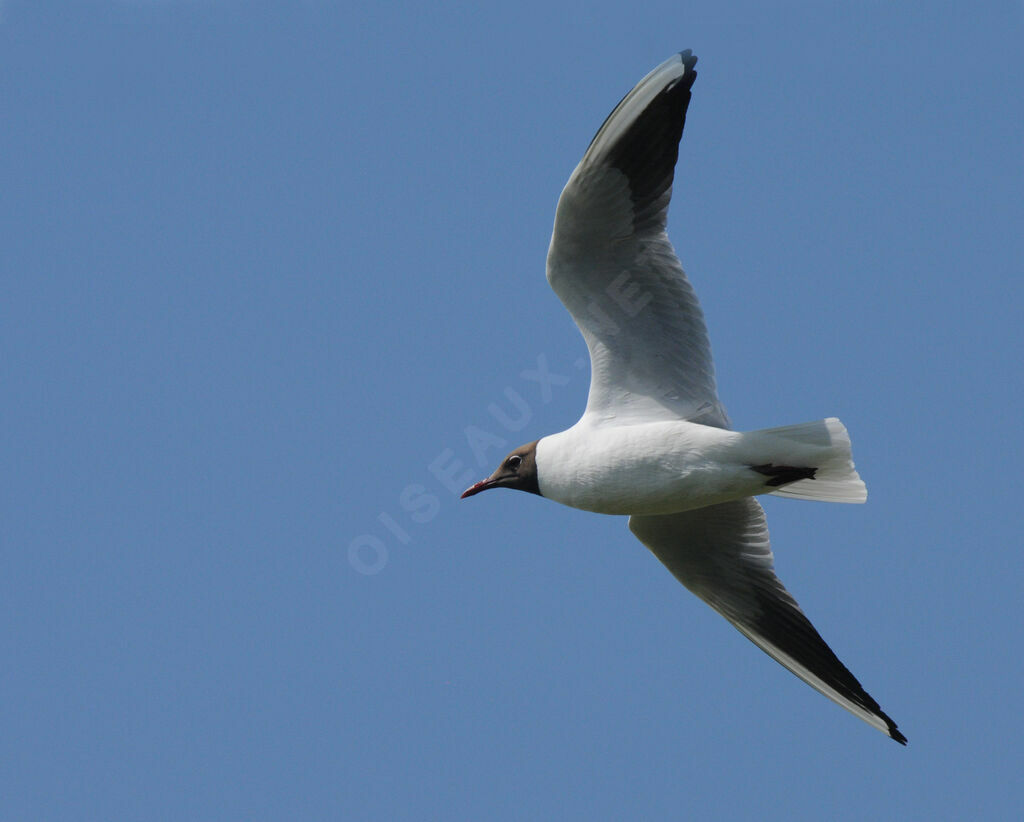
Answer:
xmin=461 ymin=441 xmax=541 ymax=498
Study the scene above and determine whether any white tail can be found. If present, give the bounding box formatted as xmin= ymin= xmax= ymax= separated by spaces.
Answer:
xmin=757 ymin=417 xmax=867 ymax=503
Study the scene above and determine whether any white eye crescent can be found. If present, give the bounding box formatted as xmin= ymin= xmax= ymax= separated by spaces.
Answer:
xmin=508 ymin=455 xmax=522 ymax=470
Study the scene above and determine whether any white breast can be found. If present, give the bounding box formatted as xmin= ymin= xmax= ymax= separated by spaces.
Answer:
xmin=535 ymin=420 xmax=757 ymax=516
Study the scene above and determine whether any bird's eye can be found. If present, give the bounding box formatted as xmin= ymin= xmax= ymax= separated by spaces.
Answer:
xmin=507 ymin=455 xmax=522 ymax=470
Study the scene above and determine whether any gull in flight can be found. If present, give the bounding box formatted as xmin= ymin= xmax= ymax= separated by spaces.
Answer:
xmin=462 ymin=51 xmax=905 ymax=744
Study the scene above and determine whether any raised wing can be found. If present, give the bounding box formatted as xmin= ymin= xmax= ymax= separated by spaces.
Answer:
xmin=628 ymin=499 xmax=906 ymax=743
xmin=546 ymin=52 xmax=727 ymax=428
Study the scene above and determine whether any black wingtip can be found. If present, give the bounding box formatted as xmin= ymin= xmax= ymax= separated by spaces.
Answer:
xmin=677 ymin=50 xmax=697 ymax=88
xmin=888 ymin=724 xmax=908 ymax=745
xmin=750 ymin=463 xmax=817 ymax=487
xmin=879 ymin=708 xmax=907 ymax=745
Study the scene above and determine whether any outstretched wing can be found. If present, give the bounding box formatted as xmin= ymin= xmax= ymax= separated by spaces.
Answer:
xmin=546 ymin=52 xmax=727 ymax=428
xmin=628 ymin=498 xmax=906 ymax=743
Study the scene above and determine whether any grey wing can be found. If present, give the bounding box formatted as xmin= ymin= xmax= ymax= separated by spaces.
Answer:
xmin=628 ymin=499 xmax=906 ymax=743
xmin=546 ymin=51 xmax=727 ymax=428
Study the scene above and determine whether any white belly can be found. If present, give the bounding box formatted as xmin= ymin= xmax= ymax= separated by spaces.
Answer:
xmin=535 ymin=420 xmax=769 ymax=515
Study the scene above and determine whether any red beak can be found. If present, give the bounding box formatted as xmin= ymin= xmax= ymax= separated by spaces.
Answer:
xmin=460 ymin=478 xmax=495 ymax=499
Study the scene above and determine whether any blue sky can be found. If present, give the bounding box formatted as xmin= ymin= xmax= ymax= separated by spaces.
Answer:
xmin=3 ymin=1 xmax=1023 ymax=819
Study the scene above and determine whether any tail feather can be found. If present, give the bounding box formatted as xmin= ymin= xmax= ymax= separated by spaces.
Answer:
xmin=755 ymin=418 xmax=867 ymax=504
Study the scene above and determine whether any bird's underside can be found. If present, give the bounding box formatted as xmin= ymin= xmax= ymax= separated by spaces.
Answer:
xmin=463 ymin=50 xmax=905 ymax=744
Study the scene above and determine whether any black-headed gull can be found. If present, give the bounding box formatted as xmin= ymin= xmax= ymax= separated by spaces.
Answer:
xmin=462 ymin=51 xmax=905 ymax=744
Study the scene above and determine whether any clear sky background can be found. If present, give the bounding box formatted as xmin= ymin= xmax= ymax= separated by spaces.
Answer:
xmin=3 ymin=1 xmax=1023 ymax=819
